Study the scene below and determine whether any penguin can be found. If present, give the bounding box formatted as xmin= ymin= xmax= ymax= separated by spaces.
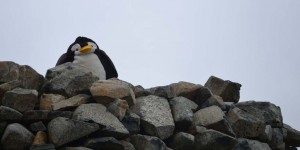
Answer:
xmin=56 ymin=36 xmax=118 ymax=80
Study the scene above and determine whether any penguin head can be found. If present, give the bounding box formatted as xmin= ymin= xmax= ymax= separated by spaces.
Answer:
xmin=67 ymin=36 xmax=99 ymax=56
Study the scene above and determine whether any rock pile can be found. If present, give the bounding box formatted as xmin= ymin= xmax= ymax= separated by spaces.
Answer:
xmin=0 ymin=61 xmax=300 ymax=150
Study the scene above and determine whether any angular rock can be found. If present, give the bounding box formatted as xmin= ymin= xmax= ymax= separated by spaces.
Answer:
xmin=32 ymin=131 xmax=47 ymax=146
xmin=204 ymin=76 xmax=241 ymax=103
xmin=120 ymin=140 xmax=136 ymax=150
xmin=30 ymin=144 xmax=56 ymax=150
xmin=39 ymin=94 xmax=65 ymax=110
xmin=23 ymin=110 xmax=50 ymax=121
xmin=233 ymin=138 xmax=271 ymax=150
xmin=133 ymin=85 xmax=151 ymax=98
xmin=0 ymin=80 xmax=22 ymax=103
xmin=131 ymin=95 xmax=175 ymax=140
xmin=169 ymin=132 xmax=194 ymax=150
xmin=269 ymin=128 xmax=285 ymax=150
xmin=42 ymin=62 xmax=99 ymax=97
xmin=200 ymin=95 xmax=226 ymax=110
xmin=194 ymin=129 xmax=238 ymax=150
xmin=47 ymin=111 xmax=73 ymax=120
xmin=107 ymin=99 xmax=129 ymax=120
xmin=0 ymin=61 xmax=44 ymax=90
xmin=90 ymin=79 xmax=136 ymax=106
xmin=131 ymin=134 xmax=168 ymax=150
xmin=187 ymin=125 xmax=207 ymax=135
xmin=30 ymin=121 xmax=47 ymax=133
xmin=284 ymin=123 xmax=300 ymax=147
xmin=1 ymin=123 xmax=34 ymax=150
xmin=121 ymin=111 xmax=140 ymax=134
xmin=72 ymin=103 xmax=129 ymax=139
xmin=193 ymin=105 xmax=235 ymax=136
xmin=0 ymin=106 xmax=23 ymax=121
xmin=169 ymin=96 xmax=198 ymax=131
xmin=52 ymin=94 xmax=91 ymax=111
xmin=48 ymin=117 xmax=100 ymax=147
xmin=235 ymin=101 xmax=283 ymax=127
xmin=84 ymin=137 xmax=124 ymax=150
xmin=226 ymin=107 xmax=265 ymax=139
xmin=2 ymin=88 xmax=38 ymax=113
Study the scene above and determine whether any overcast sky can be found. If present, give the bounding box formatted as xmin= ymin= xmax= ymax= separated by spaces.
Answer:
xmin=1 ymin=1 xmax=300 ymax=132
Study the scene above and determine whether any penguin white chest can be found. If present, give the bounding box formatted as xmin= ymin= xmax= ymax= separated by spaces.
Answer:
xmin=73 ymin=54 xmax=106 ymax=80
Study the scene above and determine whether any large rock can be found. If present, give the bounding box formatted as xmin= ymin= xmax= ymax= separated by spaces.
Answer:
xmin=168 ymin=132 xmax=195 ymax=150
xmin=52 ymin=94 xmax=91 ymax=111
xmin=90 ymin=79 xmax=136 ymax=106
xmin=131 ymin=95 xmax=175 ymax=140
xmin=1 ymin=123 xmax=34 ymax=150
xmin=269 ymin=128 xmax=285 ymax=150
xmin=84 ymin=137 xmax=124 ymax=150
xmin=121 ymin=111 xmax=141 ymax=134
xmin=0 ymin=80 xmax=22 ymax=103
xmin=0 ymin=61 xmax=44 ymax=90
xmin=233 ymin=138 xmax=271 ymax=150
xmin=194 ymin=129 xmax=238 ymax=150
xmin=0 ymin=106 xmax=23 ymax=121
xmin=284 ymin=123 xmax=300 ymax=147
xmin=226 ymin=107 xmax=266 ymax=139
xmin=2 ymin=88 xmax=38 ymax=113
xmin=130 ymin=134 xmax=168 ymax=150
xmin=42 ymin=62 xmax=99 ymax=97
xmin=235 ymin=101 xmax=283 ymax=127
xmin=169 ymin=96 xmax=198 ymax=131
xmin=193 ymin=105 xmax=235 ymax=136
xmin=200 ymin=95 xmax=226 ymax=110
xmin=107 ymin=99 xmax=129 ymax=120
xmin=72 ymin=103 xmax=129 ymax=139
xmin=204 ymin=76 xmax=241 ymax=103
xmin=48 ymin=117 xmax=100 ymax=147
xmin=39 ymin=94 xmax=66 ymax=110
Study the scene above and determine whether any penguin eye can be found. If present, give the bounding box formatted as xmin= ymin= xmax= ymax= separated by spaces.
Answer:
xmin=71 ymin=44 xmax=81 ymax=51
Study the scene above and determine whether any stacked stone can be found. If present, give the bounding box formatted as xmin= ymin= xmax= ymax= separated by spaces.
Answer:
xmin=0 ymin=61 xmax=300 ymax=150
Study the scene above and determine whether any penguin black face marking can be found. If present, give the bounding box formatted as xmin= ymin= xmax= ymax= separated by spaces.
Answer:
xmin=69 ymin=38 xmax=98 ymax=55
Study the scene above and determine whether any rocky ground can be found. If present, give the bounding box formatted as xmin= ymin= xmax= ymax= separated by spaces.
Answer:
xmin=0 ymin=61 xmax=300 ymax=150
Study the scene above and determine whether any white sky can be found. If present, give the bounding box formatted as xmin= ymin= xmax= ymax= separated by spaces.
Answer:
xmin=1 ymin=1 xmax=300 ymax=133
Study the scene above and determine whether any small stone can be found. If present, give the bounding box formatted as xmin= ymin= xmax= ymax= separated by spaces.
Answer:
xmin=23 ymin=110 xmax=50 ymax=121
xmin=52 ymin=94 xmax=91 ymax=111
xmin=0 ymin=106 xmax=23 ymax=121
xmin=120 ymin=140 xmax=136 ymax=150
xmin=131 ymin=95 xmax=175 ymax=140
xmin=107 ymin=99 xmax=129 ymax=121
xmin=194 ymin=129 xmax=238 ymax=150
xmin=30 ymin=121 xmax=47 ymax=133
xmin=133 ymin=85 xmax=151 ymax=98
xmin=1 ymin=123 xmax=34 ymax=150
xmin=48 ymin=117 xmax=100 ymax=147
xmin=90 ymin=79 xmax=136 ymax=106
xmin=233 ymin=138 xmax=271 ymax=150
xmin=121 ymin=111 xmax=141 ymax=134
xmin=200 ymin=95 xmax=226 ymax=110
xmin=32 ymin=131 xmax=48 ymax=146
xmin=284 ymin=123 xmax=300 ymax=147
xmin=204 ymin=76 xmax=241 ymax=103
xmin=193 ymin=105 xmax=235 ymax=136
xmin=2 ymin=88 xmax=38 ymax=113
xmin=131 ymin=134 xmax=168 ymax=150
xmin=39 ymin=94 xmax=65 ymax=110
xmin=169 ymin=96 xmax=198 ymax=131
xmin=84 ymin=137 xmax=124 ymax=150
xmin=169 ymin=132 xmax=195 ymax=150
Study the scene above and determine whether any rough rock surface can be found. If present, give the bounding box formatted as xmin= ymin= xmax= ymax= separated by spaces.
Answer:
xmin=233 ymin=138 xmax=271 ymax=150
xmin=39 ymin=94 xmax=66 ymax=110
xmin=131 ymin=134 xmax=168 ymax=150
xmin=121 ymin=111 xmax=141 ymax=134
xmin=0 ymin=106 xmax=23 ymax=121
xmin=284 ymin=124 xmax=300 ymax=147
xmin=107 ymin=99 xmax=129 ymax=120
xmin=84 ymin=137 xmax=124 ymax=150
xmin=131 ymin=95 xmax=175 ymax=140
xmin=168 ymin=132 xmax=195 ymax=150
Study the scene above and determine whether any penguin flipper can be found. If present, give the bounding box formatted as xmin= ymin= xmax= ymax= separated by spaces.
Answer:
xmin=55 ymin=53 xmax=74 ymax=66
xmin=95 ymin=50 xmax=118 ymax=79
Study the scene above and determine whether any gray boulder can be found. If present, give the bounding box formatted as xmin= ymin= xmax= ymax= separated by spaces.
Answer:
xmin=48 ymin=117 xmax=100 ymax=147
xmin=84 ymin=137 xmax=124 ymax=150
xmin=43 ymin=62 xmax=99 ymax=97
xmin=1 ymin=123 xmax=34 ymax=150
xmin=168 ymin=132 xmax=195 ymax=150
xmin=131 ymin=95 xmax=175 ymax=140
xmin=0 ymin=80 xmax=22 ymax=104
xmin=2 ymin=88 xmax=38 ymax=113
xmin=268 ymin=128 xmax=285 ymax=150
xmin=169 ymin=96 xmax=198 ymax=131
xmin=200 ymin=95 xmax=226 ymax=110
xmin=233 ymin=138 xmax=271 ymax=150
xmin=121 ymin=111 xmax=141 ymax=134
xmin=235 ymin=101 xmax=283 ymax=127
xmin=72 ymin=103 xmax=129 ymax=139
xmin=193 ymin=105 xmax=235 ymax=136
xmin=131 ymin=134 xmax=168 ymax=150
xmin=0 ymin=106 xmax=23 ymax=121
xmin=107 ymin=99 xmax=129 ymax=120
xmin=284 ymin=123 xmax=300 ymax=147
xmin=204 ymin=76 xmax=241 ymax=103
xmin=194 ymin=129 xmax=238 ymax=150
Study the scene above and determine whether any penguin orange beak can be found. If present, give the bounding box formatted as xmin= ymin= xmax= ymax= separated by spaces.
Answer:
xmin=80 ymin=45 xmax=92 ymax=53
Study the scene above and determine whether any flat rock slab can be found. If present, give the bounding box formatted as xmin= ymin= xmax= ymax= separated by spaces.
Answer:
xmin=194 ymin=129 xmax=238 ymax=150
xmin=52 ymin=94 xmax=91 ymax=111
xmin=193 ymin=105 xmax=235 ymax=136
xmin=1 ymin=123 xmax=34 ymax=150
xmin=235 ymin=101 xmax=283 ymax=127
xmin=130 ymin=134 xmax=168 ymax=150
xmin=204 ymin=76 xmax=241 ymax=103
xmin=0 ymin=106 xmax=23 ymax=121
xmin=90 ymin=79 xmax=136 ymax=106
xmin=39 ymin=94 xmax=66 ymax=110
xmin=131 ymin=95 xmax=175 ymax=140
xmin=2 ymin=88 xmax=38 ymax=113
xmin=43 ymin=62 xmax=99 ymax=97
xmin=84 ymin=137 xmax=124 ymax=150
xmin=48 ymin=117 xmax=100 ymax=147
xmin=233 ymin=138 xmax=271 ymax=150
xmin=72 ymin=103 xmax=129 ymax=139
